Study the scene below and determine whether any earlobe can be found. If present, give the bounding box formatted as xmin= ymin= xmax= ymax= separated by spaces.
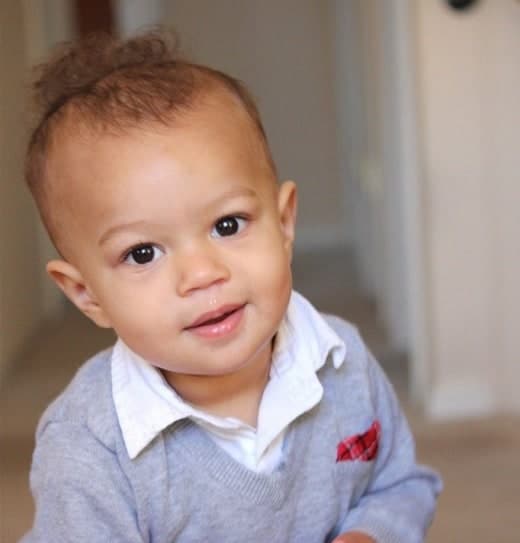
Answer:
xmin=277 ymin=180 xmax=298 ymax=250
xmin=46 ymin=260 xmax=112 ymax=328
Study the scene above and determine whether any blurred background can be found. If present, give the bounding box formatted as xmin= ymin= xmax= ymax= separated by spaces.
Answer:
xmin=1 ymin=0 xmax=519 ymax=541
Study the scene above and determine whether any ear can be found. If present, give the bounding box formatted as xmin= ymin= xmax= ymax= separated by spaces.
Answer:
xmin=277 ymin=180 xmax=297 ymax=252
xmin=46 ymin=260 xmax=112 ymax=328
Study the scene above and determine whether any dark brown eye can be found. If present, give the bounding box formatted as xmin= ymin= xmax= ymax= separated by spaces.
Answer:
xmin=124 ymin=244 xmax=164 ymax=265
xmin=212 ymin=216 xmax=246 ymax=238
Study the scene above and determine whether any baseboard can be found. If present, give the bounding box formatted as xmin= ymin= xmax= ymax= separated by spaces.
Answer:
xmin=427 ymin=378 xmax=497 ymax=420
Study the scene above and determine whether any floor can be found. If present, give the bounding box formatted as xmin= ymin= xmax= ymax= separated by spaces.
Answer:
xmin=1 ymin=247 xmax=520 ymax=542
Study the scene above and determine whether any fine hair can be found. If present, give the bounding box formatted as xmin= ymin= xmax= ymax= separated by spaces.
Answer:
xmin=25 ymin=28 xmax=275 ymax=248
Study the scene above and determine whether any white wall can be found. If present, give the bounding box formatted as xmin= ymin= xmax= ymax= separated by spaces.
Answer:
xmin=329 ymin=0 xmax=364 ymax=261
xmin=331 ymin=0 xmax=413 ymax=355
xmin=0 ymin=1 xmax=42 ymax=382
xmin=489 ymin=4 xmax=520 ymax=411
xmin=332 ymin=0 xmax=382 ymax=338
xmin=23 ymin=0 xmax=75 ymax=322
xmin=0 ymin=0 xmax=77 ymax=383
xmin=164 ymin=0 xmax=351 ymax=251
xmin=113 ymin=0 xmax=163 ymax=36
xmin=413 ymin=0 xmax=520 ymax=417
xmin=333 ymin=0 xmax=520 ymax=419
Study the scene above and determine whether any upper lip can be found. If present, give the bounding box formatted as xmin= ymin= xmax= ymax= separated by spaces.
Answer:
xmin=185 ymin=304 xmax=244 ymax=329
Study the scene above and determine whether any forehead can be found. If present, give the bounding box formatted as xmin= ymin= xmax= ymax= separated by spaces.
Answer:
xmin=44 ymin=93 xmax=276 ymax=254
xmin=49 ymin=89 xmax=272 ymax=185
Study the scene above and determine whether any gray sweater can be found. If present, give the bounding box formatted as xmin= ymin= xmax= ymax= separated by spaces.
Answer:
xmin=22 ymin=316 xmax=441 ymax=542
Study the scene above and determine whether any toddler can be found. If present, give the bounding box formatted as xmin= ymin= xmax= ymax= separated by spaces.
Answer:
xmin=21 ymin=31 xmax=441 ymax=543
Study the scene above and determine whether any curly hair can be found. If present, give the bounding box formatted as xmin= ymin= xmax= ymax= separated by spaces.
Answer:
xmin=26 ymin=29 xmax=275 ymax=246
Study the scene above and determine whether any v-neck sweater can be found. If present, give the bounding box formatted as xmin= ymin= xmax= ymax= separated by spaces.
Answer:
xmin=22 ymin=315 xmax=441 ymax=543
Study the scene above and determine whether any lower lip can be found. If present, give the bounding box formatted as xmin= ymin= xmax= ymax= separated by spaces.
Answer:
xmin=188 ymin=305 xmax=245 ymax=339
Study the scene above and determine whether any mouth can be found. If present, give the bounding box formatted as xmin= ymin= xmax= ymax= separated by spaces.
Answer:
xmin=185 ymin=304 xmax=246 ymax=338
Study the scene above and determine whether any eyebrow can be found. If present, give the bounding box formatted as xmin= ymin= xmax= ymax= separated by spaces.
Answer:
xmin=207 ymin=186 xmax=259 ymax=208
xmin=98 ymin=186 xmax=259 ymax=246
xmin=98 ymin=220 xmax=152 ymax=246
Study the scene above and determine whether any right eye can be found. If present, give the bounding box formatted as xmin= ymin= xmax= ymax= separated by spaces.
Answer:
xmin=123 ymin=244 xmax=164 ymax=266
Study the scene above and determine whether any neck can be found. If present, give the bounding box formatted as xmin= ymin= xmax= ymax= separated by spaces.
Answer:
xmin=163 ymin=346 xmax=272 ymax=427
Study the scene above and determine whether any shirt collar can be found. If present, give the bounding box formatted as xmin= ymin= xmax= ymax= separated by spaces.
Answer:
xmin=112 ymin=290 xmax=346 ymax=460
xmin=271 ymin=290 xmax=346 ymax=375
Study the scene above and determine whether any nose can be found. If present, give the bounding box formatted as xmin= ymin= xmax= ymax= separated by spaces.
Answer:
xmin=175 ymin=244 xmax=230 ymax=297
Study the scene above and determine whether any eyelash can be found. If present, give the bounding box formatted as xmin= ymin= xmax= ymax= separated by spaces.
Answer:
xmin=120 ymin=214 xmax=250 ymax=266
xmin=210 ymin=214 xmax=249 ymax=238
xmin=122 ymin=243 xmax=164 ymax=266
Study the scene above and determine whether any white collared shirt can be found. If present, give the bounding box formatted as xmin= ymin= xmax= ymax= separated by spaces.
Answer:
xmin=112 ymin=291 xmax=346 ymax=472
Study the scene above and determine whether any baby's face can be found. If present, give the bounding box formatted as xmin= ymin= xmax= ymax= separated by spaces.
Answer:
xmin=46 ymin=94 xmax=297 ymax=382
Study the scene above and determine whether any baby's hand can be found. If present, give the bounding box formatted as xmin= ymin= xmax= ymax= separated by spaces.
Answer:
xmin=332 ymin=531 xmax=376 ymax=543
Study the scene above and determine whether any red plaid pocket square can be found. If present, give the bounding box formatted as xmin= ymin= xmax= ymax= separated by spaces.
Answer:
xmin=336 ymin=420 xmax=381 ymax=462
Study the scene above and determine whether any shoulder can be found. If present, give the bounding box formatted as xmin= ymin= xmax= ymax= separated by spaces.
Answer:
xmin=321 ymin=313 xmax=369 ymax=365
xmin=35 ymin=347 xmax=121 ymax=453
xmin=25 ymin=352 xmax=144 ymax=542
xmin=319 ymin=313 xmax=392 ymax=407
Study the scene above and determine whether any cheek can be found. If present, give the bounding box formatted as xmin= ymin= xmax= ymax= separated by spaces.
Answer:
xmin=245 ymin=244 xmax=293 ymax=300
xmin=95 ymin=282 xmax=162 ymax=332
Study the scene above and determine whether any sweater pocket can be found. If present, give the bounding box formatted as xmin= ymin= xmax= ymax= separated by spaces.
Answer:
xmin=333 ymin=419 xmax=380 ymax=507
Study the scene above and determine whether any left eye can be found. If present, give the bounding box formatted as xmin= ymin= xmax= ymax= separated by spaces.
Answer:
xmin=123 ymin=244 xmax=165 ymax=265
xmin=211 ymin=216 xmax=247 ymax=238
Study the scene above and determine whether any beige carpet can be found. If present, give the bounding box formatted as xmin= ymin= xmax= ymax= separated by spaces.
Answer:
xmin=1 ymin=248 xmax=519 ymax=542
